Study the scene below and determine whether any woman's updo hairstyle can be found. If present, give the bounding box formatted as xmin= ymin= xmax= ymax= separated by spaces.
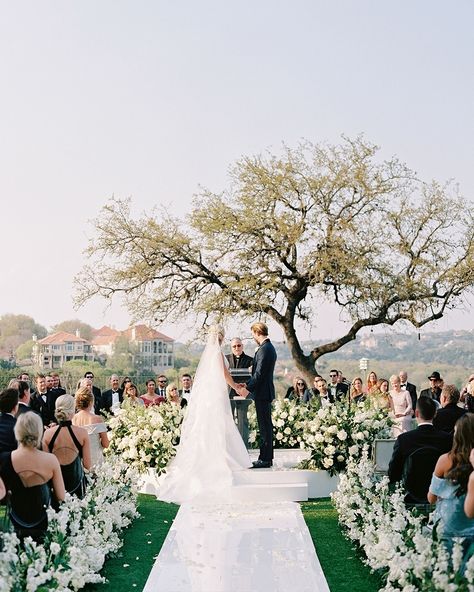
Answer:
xmin=14 ymin=411 xmax=43 ymax=448
xmin=55 ymin=394 xmax=76 ymax=422
xmin=75 ymin=387 xmax=93 ymax=410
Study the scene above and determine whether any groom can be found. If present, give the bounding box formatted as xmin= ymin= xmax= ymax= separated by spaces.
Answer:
xmin=238 ymin=322 xmax=277 ymax=468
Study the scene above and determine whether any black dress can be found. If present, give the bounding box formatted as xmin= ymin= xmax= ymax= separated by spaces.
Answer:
xmin=48 ymin=421 xmax=86 ymax=499
xmin=0 ymin=451 xmax=51 ymax=543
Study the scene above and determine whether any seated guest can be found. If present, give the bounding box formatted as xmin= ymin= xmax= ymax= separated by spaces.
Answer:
xmin=42 ymin=395 xmax=91 ymax=499
xmin=389 ymin=396 xmax=452 ymax=485
xmin=433 ymin=385 xmax=466 ymax=434
xmin=73 ymin=388 xmax=109 ymax=469
xmin=141 ymin=379 xmax=165 ymax=407
xmin=0 ymin=412 xmax=65 ymax=542
xmin=0 ymin=388 xmax=19 ymax=453
xmin=428 ymin=414 xmax=474 ymax=555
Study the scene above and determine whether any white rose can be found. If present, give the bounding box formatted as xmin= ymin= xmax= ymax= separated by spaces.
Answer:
xmin=348 ymin=445 xmax=359 ymax=455
xmin=276 ymin=432 xmax=283 ymax=440
xmin=337 ymin=430 xmax=347 ymax=441
xmin=337 ymin=455 xmax=344 ymax=462
xmin=284 ymin=427 xmax=291 ymax=435
xmin=323 ymin=457 xmax=334 ymax=468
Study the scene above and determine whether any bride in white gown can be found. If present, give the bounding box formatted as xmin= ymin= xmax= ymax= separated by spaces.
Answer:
xmin=158 ymin=325 xmax=251 ymax=504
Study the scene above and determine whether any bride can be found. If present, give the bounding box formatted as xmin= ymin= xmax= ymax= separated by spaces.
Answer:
xmin=158 ymin=325 xmax=251 ymax=504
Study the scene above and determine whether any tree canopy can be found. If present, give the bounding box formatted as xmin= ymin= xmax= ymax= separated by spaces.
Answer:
xmin=51 ymin=319 xmax=94 ymax=341
xmin=0 ymin=314 xmax=47 ymax=356
xmin=75 ymin=137 xmax=474 ymax=380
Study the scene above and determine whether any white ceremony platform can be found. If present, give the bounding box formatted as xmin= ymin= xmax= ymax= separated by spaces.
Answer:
xmin=142 ymin=501 xmax=330 ymax=592
xmin=139 ymin=449 xmax=339 ymax=502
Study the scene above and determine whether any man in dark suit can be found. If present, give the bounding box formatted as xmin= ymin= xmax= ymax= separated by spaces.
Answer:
xmin=433 ymin=385 xmax=466 ymax=434
xmin=399 ymin=370 xmax=417 ymax=414
xmin=30 ymin=374 xmax=57 ymax=426
xmin=0 ymin=388 xmax=19 ymax=453
xmin=13 ymin=380 xmax=37 ymax=417
xmin=327 ymin=369 xmax=349 ymax=403
xmin=49 ymin=372 xmax=66 ymax=397
xmin=178 ymin=374 xmax=193 ymax=406
xmin=389 ymin=396 xmax=452 ymax=484
xmin=419 ymin=371 xmax=443 ymax=402
xmin=99 ymin=374 xmax=123 ymax=415
xmin=83 ymin=372 xmax=102 ymax=414
xmin=240 ymin=322 xmax=277 ymax=468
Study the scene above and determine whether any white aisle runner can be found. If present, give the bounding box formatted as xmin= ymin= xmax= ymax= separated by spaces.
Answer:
xmin=142 ymin=501 xmax=330 ymax=592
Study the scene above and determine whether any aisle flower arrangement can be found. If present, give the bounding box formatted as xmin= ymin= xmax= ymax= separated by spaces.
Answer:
xmin=107 ymin=401 xmax=184 ymax=474
xmin=298 ymin=402 xmax=393 ymax=475
xmin=333 ymin=450 xmax=474 ymax=591
xmin=0 ymin=458 xmax=138 ymax=592
xmin=248 ymin=398 xmax=307 ymax=449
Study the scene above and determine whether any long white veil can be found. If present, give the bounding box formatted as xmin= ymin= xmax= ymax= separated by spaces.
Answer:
xmin=158 ymin=325 xmax=250 ymax=504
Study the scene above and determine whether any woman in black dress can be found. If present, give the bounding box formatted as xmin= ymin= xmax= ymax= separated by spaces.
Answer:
xmin=42 ymin=395 xmax=91 ymax=499
xmin=0 ymin=412 xmax=65 ymax=542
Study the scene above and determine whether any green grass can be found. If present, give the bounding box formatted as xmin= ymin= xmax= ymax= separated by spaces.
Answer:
xmin=301 ymin=498 xmax=383 ymax=592
xmin=84 ymin=494 xmax=178 ymax=591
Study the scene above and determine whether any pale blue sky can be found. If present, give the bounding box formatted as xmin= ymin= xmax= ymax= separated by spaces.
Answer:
xmin=1 ymin=1 xmax=473 ymax=342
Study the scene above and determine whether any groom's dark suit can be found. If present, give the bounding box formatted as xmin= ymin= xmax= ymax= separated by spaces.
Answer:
xmin=246 ymin=339 xmax=277 ymax=464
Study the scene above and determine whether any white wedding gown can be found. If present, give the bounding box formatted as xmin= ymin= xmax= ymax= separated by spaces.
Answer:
xmin=158 ymin=330 xmax=251 ymax=504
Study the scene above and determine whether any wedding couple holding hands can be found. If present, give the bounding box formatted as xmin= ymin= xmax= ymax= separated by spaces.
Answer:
xmin=158 ymin=322 xmax=277 ymax=504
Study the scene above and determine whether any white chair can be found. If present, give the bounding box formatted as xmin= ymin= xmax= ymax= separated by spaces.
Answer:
xmin=373 ymin=439 xmax=397 ymax=474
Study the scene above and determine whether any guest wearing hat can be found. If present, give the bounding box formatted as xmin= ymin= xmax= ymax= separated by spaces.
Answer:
xmin=419 ymin=371 xmax=443 ymax=402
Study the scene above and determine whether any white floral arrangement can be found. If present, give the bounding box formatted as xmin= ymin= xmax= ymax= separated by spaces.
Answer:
xmin=299 ymin=401 xmax=393 ymax=475
xmin=107 ymin=401 xmax=184 ymax=474
xmin=0 ymin=458 xmax=138 ymax=592
xmin=247 ymin=398 xmax=307 ymax=449
xmin=333 ymin=449 xmax=474 ymax=591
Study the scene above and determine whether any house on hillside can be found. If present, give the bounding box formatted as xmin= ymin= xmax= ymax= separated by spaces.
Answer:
xmin=33 ymin=331 xmax=94 ymax=369
xmin=91 ymin=324 xmax=174 ymax=372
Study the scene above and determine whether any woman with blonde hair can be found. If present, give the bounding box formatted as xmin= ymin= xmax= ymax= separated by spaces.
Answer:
xmin=73 ymin=387 xmax=109 ymax=468
xmin=43 ymin=394 xmax=91 ymax=498
xmin=0 ymin=412 xmax=65 ymax=542
xmin=389 ymin=374 xmax=413 ymax=436
xmin=166 ymin=383 xmax=183 ymax=406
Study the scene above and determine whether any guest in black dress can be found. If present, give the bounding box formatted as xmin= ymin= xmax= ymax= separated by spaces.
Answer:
xmin=42 ymin=395 xmax=91 ymax=499
xmin=0 ymin=412 xmax=65 ymax=542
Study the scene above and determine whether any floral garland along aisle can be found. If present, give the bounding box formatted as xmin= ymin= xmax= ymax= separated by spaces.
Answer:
xmin=0 ymin=459 xmax=138 ymax=592
xmin=333 ymin=448 xmax=474 ymax=591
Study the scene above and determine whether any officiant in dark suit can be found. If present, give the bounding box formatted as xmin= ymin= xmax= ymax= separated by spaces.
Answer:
xmin=239 ymin=322 xmax=277 ymax=468
xmin=226 ymin=338 xmax=253 ymax=446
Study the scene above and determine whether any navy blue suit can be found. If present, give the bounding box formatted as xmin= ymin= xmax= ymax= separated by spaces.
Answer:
xmin=0 ymin=413 xmax=17 ymax=453
xmin=246 ymin=339 xmax=277 ymax=462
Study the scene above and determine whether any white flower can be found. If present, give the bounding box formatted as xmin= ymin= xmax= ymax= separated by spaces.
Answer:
xmin=337 ymin=430 xmax=347 ymax=441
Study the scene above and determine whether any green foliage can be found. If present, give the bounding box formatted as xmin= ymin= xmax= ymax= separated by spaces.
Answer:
xmin=51 ymin=319 xmax=94 ymax=341
xmin=0 ymin=314 xmax=47 ymax=354
xmin=15 ymin=339 xmax=35 ymax=361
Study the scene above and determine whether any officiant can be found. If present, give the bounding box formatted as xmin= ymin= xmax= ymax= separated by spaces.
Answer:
xmin=226 ymin=337 xmax=253 ymax=446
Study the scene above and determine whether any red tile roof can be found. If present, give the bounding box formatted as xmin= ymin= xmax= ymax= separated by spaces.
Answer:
xmin=39 ymin=331 xmax=89 ymax=345
xmin=124 ymin=324 xmax=174 ymax=342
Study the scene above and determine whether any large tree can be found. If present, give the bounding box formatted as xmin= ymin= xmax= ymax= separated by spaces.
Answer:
xmin=75 ymin=137 xmax=474 ymax=381
xmin=51 ymin=319 xmax=94 ymax=341
xmin=0 ymin=314 xmax=47 ymax=356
